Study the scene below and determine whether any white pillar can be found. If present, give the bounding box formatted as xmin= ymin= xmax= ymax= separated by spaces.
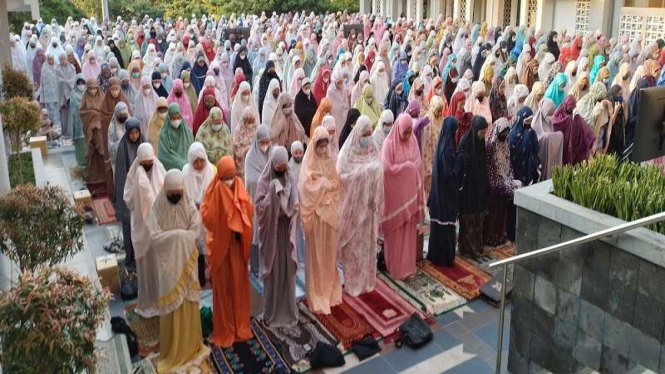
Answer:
xmin=360 ymin=0 xmax=371 ymax=15
xmin=102 ymin=0 xmax=110 ymax=22
xmin=466 ymin=0 xmax=474 ymax=23
xmin=454 ymin=0 xmax=461 ymax=20
xmin=486 ymin=0 xmax=501 ymax=27
xmin=520 ymin=0 xmax=528 ymax=26
xmin=430 ymin=0 xmax=443 ymax=20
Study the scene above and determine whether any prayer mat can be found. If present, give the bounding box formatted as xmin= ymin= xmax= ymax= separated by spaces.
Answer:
xmin=301 ymin=299 xmax=377 ymax=349
xmin=378 ymin=270 xmax=466 ymax=316
xmin=92 ymin=197 xmax=117 ymax=225
xmin=343 ymin=279 xmax=429 ymax=338
xmin=210 ymin=319 xmax=293 ymax=374
xmin=418 ymin=258 xmax=492 ymax=300
xmin=480 ymin=267 xmax=515 ymax=307
xmin=260 ymin=305 xmax=340 ymax=372
xmin=124 ymin=304 xmax=160 ymax=357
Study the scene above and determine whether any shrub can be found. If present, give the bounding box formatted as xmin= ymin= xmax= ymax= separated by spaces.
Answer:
xmin=1 ymin=64 xmax=34 ymax=100
xmin=552 ymin=154 xmax=665 ymax=235
xmin=0 ymin=266 xmax=110 ymax=374
xmin=0 ymin=97 xmax=40 ymax=158
xmin=0 ymin=185 xmax=84 ymax=272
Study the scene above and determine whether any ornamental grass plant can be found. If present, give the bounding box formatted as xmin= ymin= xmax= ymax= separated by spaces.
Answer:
xmin=552 ymin=154 xmax=665 ymax=235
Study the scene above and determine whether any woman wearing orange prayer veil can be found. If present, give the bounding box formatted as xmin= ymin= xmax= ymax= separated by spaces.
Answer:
xmin=201 ymin=156 xmax=253 ymax=347
xmin=298 ymin=126 xmax=343 ymax=315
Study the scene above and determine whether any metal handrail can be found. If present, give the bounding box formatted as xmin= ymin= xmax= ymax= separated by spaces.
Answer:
xmin=488 ymin=210 xmax=665 ymax=374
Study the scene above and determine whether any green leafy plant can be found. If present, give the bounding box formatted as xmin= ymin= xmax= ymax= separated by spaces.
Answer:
xmin=8 ymin=152 xmax=36 ymax=186
xmin=1 ymin=63 xmax=34 ymax=100
xmin=0 ymin=96 xmax=40 ymax=183
xmin=552 ymin=154 xmax=665 ymax=235
xmin=0 ymin=266 xmax=110 ymax=374
xmin=0 ymin=185 xmax=84 ymax=272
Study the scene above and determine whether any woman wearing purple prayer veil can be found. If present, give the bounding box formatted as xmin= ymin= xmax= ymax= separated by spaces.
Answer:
xmin=552 ymin=95 xmax=595 ymax=165
xmin=255 ymin=146 xmax=299 ymax=327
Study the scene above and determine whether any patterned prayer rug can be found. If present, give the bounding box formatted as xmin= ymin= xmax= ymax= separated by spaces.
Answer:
xmin=132 ymin=356 xmax=157 ymax=374
xmin=260 ymin=305 xmax=340 ymax=372
xmin=301 ymin=299 xmax=377 ymax=349
xmin=343 ymin=279 xmax=429 ymax=338
xmin=210 ymin=319 xmax=292 ymax=374
xmin=124 ymin=304 xmax=160 ymax=357
xmin=92 ymin=197 xmax=117 ymax=225
xmin=418 ymin=258 xmax=492 ymax=300
xmin=378 ymin=270 xmax=466 ymax=316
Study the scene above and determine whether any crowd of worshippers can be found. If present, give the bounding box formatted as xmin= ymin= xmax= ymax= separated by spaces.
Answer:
xmin=10 ymin=10 xmax=665 ymax=373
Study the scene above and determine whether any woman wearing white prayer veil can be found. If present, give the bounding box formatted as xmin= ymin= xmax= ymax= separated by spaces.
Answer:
xmin=143 ymin=44 xmax=158 ymax=76
xmin=149 ymin=169 xmax=210 ymax=373
xmin=232 ymin=81 xmax=260 ymax=132
xmin=372 ymin=109 xmax=394 ymax=152
xmin=289 ymin=68 xmax=306 ymax=99
xmin=124 ymin=143 xmax=167 ymax=318
xmin=182 ymin=141 xmax=216 ymax=287
xmin=326 ymin=69 xmax=350 ymax=142
xmin=336 ymin=115 xmax=383 ymax=297
xmin=262 ymin=79 xmax=281 ymax=126
xmin=370 ymin=61 xmax=390 ymax=109
xmin=538 ymin=53 xmax=556 ymax=82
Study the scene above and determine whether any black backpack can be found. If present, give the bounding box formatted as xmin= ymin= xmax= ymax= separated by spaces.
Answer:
xmin=110 ymin=317 xmax=139 ymax=358
xmin=395 ymin=313 xmax=432 ymax=349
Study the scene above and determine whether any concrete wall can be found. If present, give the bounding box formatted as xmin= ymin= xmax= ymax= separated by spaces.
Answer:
xmin=509 ymin=207 xmax=665 ymax=374
xmin=552 ymin=0 xmax=576 ymax=33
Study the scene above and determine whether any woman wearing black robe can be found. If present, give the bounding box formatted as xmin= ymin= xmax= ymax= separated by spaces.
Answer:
xmin=113 ymin=117 xmax=144 ymax=269
xmin=258 ymin=60 xmax=282 ymax=119
xmin=626 ymin=78 xmax=650 ymax=159
xmin=108 ymin=39 xmax=125 ymax=69
xmin=605 ymin=85 xmax=627 ymax=159
xmin=233 ymin=46 xmax=253 ymax=87
xmin=444 ymin=67 xmax=459 ymax=103
xmin=339 ymin=109 xmax=361 ymax=149
xmin=151 ymin=71 xmax=169 ymax=98
xmin=472 ymin=44 xmax=491 ymax=81
xmin=427 ymin=116 xmax=465 ymax=267
xmin=384 ymin=81 xmax=409 ymax=118
xmin=546 ymin=31 xmax=561 ymax=61
xmin=458 ymin=116 xmax=489 ymax=259
xmin=191 ymin=53 xmax=209 ymax=96
xmin=294 ymin=78 xmax=317 ymax=136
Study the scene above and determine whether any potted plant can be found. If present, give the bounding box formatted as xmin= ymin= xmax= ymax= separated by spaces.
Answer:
xmin=1 ymin=64 xmax=40 ymax=186
xmin=0 ymin=184 xmax=84 ymax=272
xmin=0 ymin=266 xmax=110 ymax=374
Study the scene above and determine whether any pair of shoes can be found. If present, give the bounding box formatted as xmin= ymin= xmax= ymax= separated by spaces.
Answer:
xmin=103 ymin=239 xmax=125 ymax=254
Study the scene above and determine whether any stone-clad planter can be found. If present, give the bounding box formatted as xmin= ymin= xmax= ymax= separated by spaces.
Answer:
xmin=508 ymin=180 xmax=665 ymax=374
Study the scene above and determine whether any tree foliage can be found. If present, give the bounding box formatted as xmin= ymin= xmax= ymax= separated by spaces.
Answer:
xmin=0 ymin=97 xmax=40 ymax=155
xmin=8 ymin=0 xmax=86 ymax=33
xmin=1 ymin=63 xmax=34 ymax=100
xmin=0 ymin=266 xmax=110 ymax=374
xmin=0 ymin=184 xmax=84 ymax=272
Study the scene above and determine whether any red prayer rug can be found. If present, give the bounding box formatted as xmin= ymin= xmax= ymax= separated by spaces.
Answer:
xmin=343 ymin=279 xmax=429 ymax=338
xmin=301 ymin=299 xmax=377 ymax=349
xmin=92 ymin=197 xmax=117 ymax=225
xmin=418 ymin=258 xmax=492 ymax=300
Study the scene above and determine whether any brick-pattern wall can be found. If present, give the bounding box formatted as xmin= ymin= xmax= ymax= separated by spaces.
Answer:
xmin=508 ymin=208 xmax=665 ymax=374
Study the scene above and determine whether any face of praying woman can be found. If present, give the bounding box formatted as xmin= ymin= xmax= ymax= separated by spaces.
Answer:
xmin=273 ymin=162 xmax=288 ymax=177
xmin=400 ymin=125 xmax=412 ymax=142
xmin=222 ymin=173 xmax=235 ymax=187
xmin=140 ymin=160 xmax=154 ymax=172
xmin=293 ymin=149 xmax=304 ymax=158
xmin=242 ymin=90 xmax=250 ymax=102
xmin=166 ymin=189 xmax=184 ymax=205
xmin=193 ymin=158 xmax=206 ymax=171
xmin=59 ymin=55 xmax=67 ymax=66
xmin=110 ymin=85 xmax=121 ymax=98
xmin=128 ymin=128 xmax=140 ymax=143
xmin=316 ymin=139 xmax=329 ymax=157
xmin=499 ymin=81 xmax=506 ymax=96
xmin=47 ymin=55 xmax=55 ymax=65
xmin=335 ymin=79 xmax=344 ymax=90
xmin=272 ymin=88 xmax=280 ymax=99
xmin=478 ymin=128 xmax=488 ymax=139
xmin=204 ymin=95 xmax=216 ymax=109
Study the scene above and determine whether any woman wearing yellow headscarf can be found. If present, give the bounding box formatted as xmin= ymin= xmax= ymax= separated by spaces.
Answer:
xmin=353 ymin=84 xmax=381 ymax=127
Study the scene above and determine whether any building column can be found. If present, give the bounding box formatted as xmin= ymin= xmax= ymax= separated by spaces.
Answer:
xmin=466 ymin=0 xmax=474 ymax=23
xmin=520 ymin=0 xmax=528 ymax=27
xmin=510 ymin=0 xmax=519 ymax=26
xmin=430 ymin=0 xmax=443 ymax=20
xmin=454 ymin=0 xmax=461 ymax=20
xmin=486 ymin=0 xmax=501 ymax=27
xmin=589 ymin=0 xmax=613 ymax=35
xmin=360 ymin=0 xmax=371 ymax=15
xmin=537 ymin=0 xmax=555 ymax=32
xmin=397 ymin=0 xmax=405 ymax=18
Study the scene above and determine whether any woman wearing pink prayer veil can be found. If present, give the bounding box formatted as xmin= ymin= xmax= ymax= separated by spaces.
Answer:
xmin=380 ymin=113 xmax=425 ymax=280
xmin=531 ymin=98 xmax=563 ymax=180
xmin=552 ymin=95 xmax=595 ymax=165
xmin=337 ymin=115 xmax=383 ymax=296
xmin=298 ymin=126 xmax=343 ymax=315
xmin=82 ymin=50 xmax=102 ymax=81
xmin=167 ymin=79 xmax=194 ymax=126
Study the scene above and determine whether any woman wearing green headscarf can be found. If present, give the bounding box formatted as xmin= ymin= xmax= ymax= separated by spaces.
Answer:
xmin=157 ymin=103 xmax=194 ymax=170
xmin=589 ymin=55 xmax=606 ymax=85
xmin=179 ymin=70 xmax=198 ymax=115
xmin=195 ymin=107 xmax=233 ymax=165
xmin=544 ymin=73 xmax=568 ymax=108
xmin=353 ymin=84 xmax=381 ymax=127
